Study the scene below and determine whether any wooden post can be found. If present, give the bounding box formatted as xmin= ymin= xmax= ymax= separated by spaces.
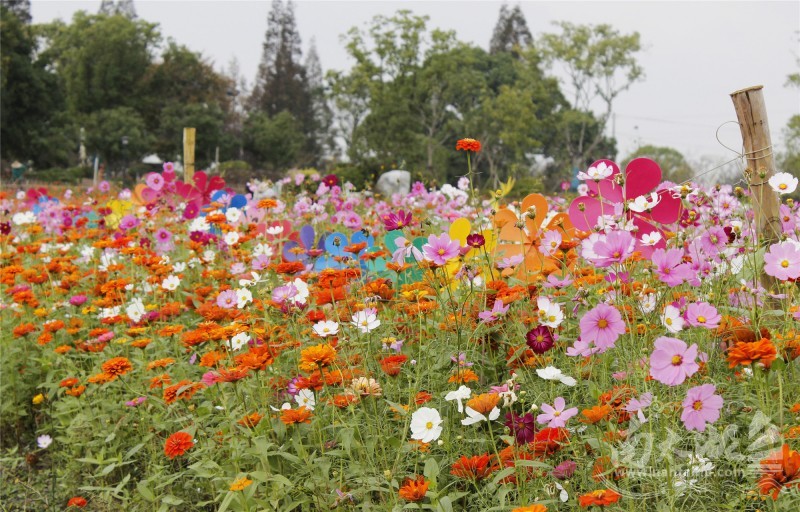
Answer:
xmin=730 ymin=85 xmax=781 ymax=291
xmin=183 ymin=127 xmax=196 ymax=185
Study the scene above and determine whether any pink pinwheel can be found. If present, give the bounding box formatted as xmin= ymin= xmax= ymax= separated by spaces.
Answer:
xmin=568 ymin=158 xmax=682 ymax=257
xmin=174 ymin=171 xmax=226 ymax=215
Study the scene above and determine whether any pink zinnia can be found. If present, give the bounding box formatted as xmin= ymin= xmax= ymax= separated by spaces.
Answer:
xmin=649 ymin=336 xmax=699 ymax=386
xmin=684 ymin=301 xmax=721 ymax=329
xmin=763 ymin=241 xmax=800 ymax=281
xmin=536 ymin=397 xmax=578 ymax=428
xmin=69 ymin=294 xmax=88 ymax=306
xmin=579 ymin=303 xmax=626 ymax=349
xmin=680 ymin=384 xmax=723 ymax=432
xmin=422 ymin=233 xmax=461 ymax=266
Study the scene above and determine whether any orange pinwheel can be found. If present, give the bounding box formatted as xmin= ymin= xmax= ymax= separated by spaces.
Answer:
xmin=492 ymin=193 xmax=575 ymax=282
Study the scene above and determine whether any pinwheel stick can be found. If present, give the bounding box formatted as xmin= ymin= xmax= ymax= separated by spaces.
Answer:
xmin=730 ymin=85 xmax=781 ymax=291
xmin=183 ymin=127 xmax=196 ymax=185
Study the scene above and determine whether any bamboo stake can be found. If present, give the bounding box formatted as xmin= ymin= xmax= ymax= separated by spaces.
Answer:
xmin=730 ymin=85 xmax=781 ymax=292
xmin=183 ymin=127 xmax=196 ymax=185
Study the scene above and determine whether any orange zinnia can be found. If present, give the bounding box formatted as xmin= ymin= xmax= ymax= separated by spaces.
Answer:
xmin=164 ymin=431 xmax=194 ymax=459
xmin=581 ymin=404 xmax=613 ymax=424
xmin=379 ymin=354 xmax=408 ymax=376
xmin=101 ymin=357 xmax=133 ymax=378
xmin=727 ymin=338 xmax=778 ymax=368
xmin=237 ymin=412 xmax=263 ymax=428
xmin=450 ymin=454 xmax=495 ymax=480
xmin=578 ymin=489 xmax=621 ymax=508
xmin=456 ymin=138 xmax=481 ymax=152
xmin=280 ymin=406 xmax=313 ymax=425
xmin=398 ymin=475 xmax=429 ymax=502
xmin=299 ymin=343 xmax=337 ymax=372
xmin=465 ymin=393 xmax=500 ymax=415
xmin=758 ymin=444 xmax=800 ymax=499
xmin=512 ymin=506 xmax=547 ymax=512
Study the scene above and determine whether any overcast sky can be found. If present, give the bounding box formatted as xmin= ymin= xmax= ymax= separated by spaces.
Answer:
xmin=32 ymin=0 xmax=800 ymax=171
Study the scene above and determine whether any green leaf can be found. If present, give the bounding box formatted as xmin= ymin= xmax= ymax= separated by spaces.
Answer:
xmin=491 ymin=467 xmax=515 ymax=485
xmin=217 ymin=491 xmax=235 ymax=512
xmin=423 ymin=457 xmax=440 ymax=480
xmin=137 ymin=481 xmax=155 ymax=502
xmin=161 ymin=495 xmax=184 ymax=506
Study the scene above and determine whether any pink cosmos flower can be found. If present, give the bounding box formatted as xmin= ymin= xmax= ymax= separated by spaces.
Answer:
xmin=536 ymin=397 xmax=578 ymax=428
xmin=590 ymin=229 xmax=635 ymax=268
xmin=651 ymin=248 xmax=693 ymax=287
xmin=540 ymin=230 xmax=562 ymax=257
xmin=478 ymin=300 xmax=510 ymax=323
xmin=763 ymin=241 xmax=800 ymax=281
xmin=684 ymin=302 xmax=721 ymax=329
xmin=579 ymin=303 xmax=627 ymax=350
xmin=216 ymin=289 xmax=238 ymax=309
xmin=145 ymin=172 xmax=164 ymax=191
xmin=681 ymin=384 xmax=723 ymax=432
xmin=649 ymin=336 xmax=699 ymax=386
xmin=422 ymin=233 xmax=462 ymax=266
xmin=382 ymin=210 xmax=412 ymax=231
xmin=625 ymin=392 xmax=653 ymax=423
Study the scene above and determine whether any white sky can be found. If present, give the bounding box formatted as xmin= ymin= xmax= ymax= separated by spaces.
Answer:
xmin=32 ymin=0 xmax=800 ymax=167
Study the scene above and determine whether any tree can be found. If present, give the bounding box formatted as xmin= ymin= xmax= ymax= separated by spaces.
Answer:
xmin=1 ymin=0 xmax=30 ymax=24
xmin=540 ymin=22 xmax=643 ymax=175
xmin=250 ymin=0 xmax=316 ymax=163
xmin=489 ymin=3 xmax=533 ymax=57
xmin=0 ymin=4 xmax=69 ymax=165
xmin=244 ymin=111 xmax=304 ymax=173
xmin=99 ymin=0 xmax=137 ymax=18
xmin=85 ymin=107 xmax=152 ymax=173
xmin=624 ymin=145 xmax=693 ymax=184
xmin=306 ymin=38 xmax=334 ymax=162
xmin=39 ymin=11 xmax=160 ymax=114
xmin=156 ymin=103 xmax=226 ymax=167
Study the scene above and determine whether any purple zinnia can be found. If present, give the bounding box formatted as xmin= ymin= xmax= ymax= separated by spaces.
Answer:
xmin=525 ymin=325 xmax=555 ymax=354
xmin=69 ymin=294 xmax=88 ymax=306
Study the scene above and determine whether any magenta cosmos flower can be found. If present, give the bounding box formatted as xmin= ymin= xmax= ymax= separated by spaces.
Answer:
xmin=684 ymin=301 xmax=721 ymax=329
xmin=651 ymin=248 xmax=693 ymax=287
xmin=536 ymin=397 xmax=578 ymax=428
xmin=763 ymin=241 xmax=800 ymax=281
xmin=422 ymin=233 xmax=461 ymax=266
xmin=649 ymin=336 xmax=699 ymax=386
xmin=382 ymin=210 xmax=412 ymax=231
xmin=526 ymin=325 xmax=555 ymax=354
xmin=681 ymin=384 xmax=723 ymax=432
xmin=579 ymin=303 xmax=627 ymax=350
xmin=568 ymin=158 xmax=682 ymax=258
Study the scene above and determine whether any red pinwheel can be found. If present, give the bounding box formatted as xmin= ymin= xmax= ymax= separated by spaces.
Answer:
xmin=568 ymin=158 xmax=682 ymax=257
xmin=175 ymin=171 xmax=226 ymax=211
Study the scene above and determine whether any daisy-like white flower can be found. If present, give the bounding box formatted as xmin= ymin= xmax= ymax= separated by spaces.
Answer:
xmin=224 ymin=231 xmax=240 ymax=246
xmin=266 ymin=225 xmax=284 ymax=236
xmin=229 ymin=332 xmax=250 ymax=351
xmin=768 ymin=172 xmax=798 ymax=194
xmin=236 ymin=288 xmax=253 ymax=309
xmin=461 ymin=405 xmax=500 ymax=426
xmin=351 ymin=308 xmax=380 ymax=333
xmin=294 ymin=388 xmax=315 ymax=410
xmin=641 ymin=231 xmax=662 ymax=246
xmin=536 ymin=366 xmax=577 ymax=387
xmin=313 ymin=320 xmax=339 ymax=338
xmin=410 ymin=407 xmax=443 ymax=443
xmin=162 ymin=275 xmax=181 ymax=291
xmin=291 ymin=278 xmax=309 ymax=305
xmin=37 ymin=434 xmax=53 ymax=449
xmin=126 ymin=298 xmax=146 ymax=323
xmin=661 ymin=304 xmax=684 ymax=333
xmin=577 ymin=161 xmax=614 ymax=181
xmin=444 ymin=385 xmax=472 ymax=413
xmin=536 ymin=297 xmax=564 ymax=328
xmin=225 ymin=207 xmax=241 ymax=224
xmin=628 ymin=192 xmax=661 ymax=213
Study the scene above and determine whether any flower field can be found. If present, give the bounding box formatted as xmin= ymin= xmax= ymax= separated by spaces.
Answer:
xmin=3 ymin=150 xmax=800 ymax=511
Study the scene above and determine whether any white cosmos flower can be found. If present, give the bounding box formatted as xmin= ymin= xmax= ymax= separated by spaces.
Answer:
xmin=188 ymin=216 xmax=210 ymax=232
xmin=202 ymin=250 xmax=216 ymax=263
xmin=236 ymin=288 xmax=253 ymax=309
xmin=225 ymin=207 xmax=241 ymax=224
xmin=253 ymin=243 xmax=274 ymax=257
xmin=229 ymin=332 xmax=250 ymax=351
xmin=410 ymin=407 xmax=443 ymax=443
xmin=351 ymin=308 xmax=380 ymax=333
xmin=537 ymin=297 xmax=563 ymax=328
xmin=295 ymin=388 xmax=316 ymax=410
xmin=461 ymin=406 xmax=500 ymax=426
xmin=444 ymin=385 xmax=472 ymax=413
xmin=224 ymin=231 xmax=240 ymax=246
xmin=126 ymin=298 xmax=146 ymax=323
xmin=641 ymin=231 xmax=662 ymax=246
xmin=577 ymin=161 xmax=614 ymax=181
xmin=661 ymin=304 xmax=684 ymax=333
xmin=768 ymin=172 xmax=798 ymax=194
xmin=291 ymin=278 xmax=309 ymax=305
xmin=313 ymin=320 xmax=339 ymax=337
xmin=536 ymin=366 xmax=577 ymax=386
xmin=266 ymin=225 xmax=284 ymax=236
xmin=162 ymin=275 xmax=181 ymax=291
xmin=639 ymin=293 xmax=657 ymax=314
xmin=628 ymin=192 xmax=661 ymax=213
xmin=37 ymin=434 xmax=53 ymax=449
xmin=173 ymin=262 xmax=186 ymax=273
xmin=12 ymin=211 xmax=36 ymax=225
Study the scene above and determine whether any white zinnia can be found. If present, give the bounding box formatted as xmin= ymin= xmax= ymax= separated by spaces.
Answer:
xmin=410 ymin=407 xmax=443 ymax=443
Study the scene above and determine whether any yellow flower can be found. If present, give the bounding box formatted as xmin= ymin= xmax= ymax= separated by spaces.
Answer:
xmin=32 ymin=394 xmax=44 ymax=405
xmin=229 ymin=477 xmax=253 ymax=491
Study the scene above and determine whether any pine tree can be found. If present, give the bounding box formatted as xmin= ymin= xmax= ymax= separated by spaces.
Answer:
xmin=98 ymin=0 xmax=137 ymax=18
xmin=305 ymin=38 xmax=333 ymax=160
xmin=250 ymin=0 xmax=316 ymax=164
xmin=489 ymin=4 xmax=533 ymax=57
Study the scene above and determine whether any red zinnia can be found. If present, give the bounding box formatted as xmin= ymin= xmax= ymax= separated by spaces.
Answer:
xmin=67 ymin=496 xmax=88 ymax=507
xmin=164 ymin=431 xmax=194 ymax=459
